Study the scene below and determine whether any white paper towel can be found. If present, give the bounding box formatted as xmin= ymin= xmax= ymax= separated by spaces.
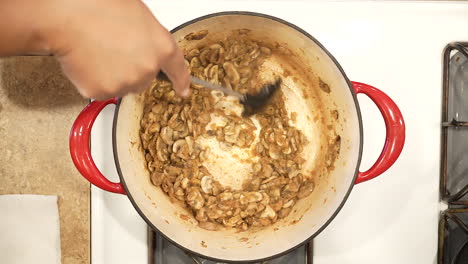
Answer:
xmin=0 ymin=194 xmax=61 ymax=264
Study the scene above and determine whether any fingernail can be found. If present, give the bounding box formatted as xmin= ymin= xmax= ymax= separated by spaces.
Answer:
xmin=180 ymin=88 xmax=191 ymax=97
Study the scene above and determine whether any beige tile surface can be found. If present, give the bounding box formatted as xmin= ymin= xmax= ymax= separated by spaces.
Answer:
xmin=0 ymin=56 xmax=90 ymax=264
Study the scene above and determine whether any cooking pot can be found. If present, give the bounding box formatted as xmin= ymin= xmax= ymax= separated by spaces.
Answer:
xmin=69 ymin=12 xmax=405 ymax=262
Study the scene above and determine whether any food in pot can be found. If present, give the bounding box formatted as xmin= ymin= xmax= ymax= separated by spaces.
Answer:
xmin=140 ymin=29 xmax=317 ymax=231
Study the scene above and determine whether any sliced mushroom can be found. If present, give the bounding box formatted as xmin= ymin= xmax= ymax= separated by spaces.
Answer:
xmin=187 ymin=48 xmax=200 ymax=59
xmin=297 ymin=181 xmax=315 ymax=199
xmin=181 ymin=177 xmax=189 ymax=189
xmin=186 ymin=188 xmax=204 ymax=210
xmin=260 ymin=206 xmax=276 ymax=219
xmin=260 ymin=46 xmax=271 ymax=55
xmin=198 ymin=221 xmax=218 ymax=231
xmin=223 ymin=62 xmax=240 ymax=85
xmin=184 ymin=30 xmax=208 ymax=41
xmin=160 ymin=127 xmax=174 ymax=145
xmin=219 ymin=192 xmax=233 ymax=201
xmin=150 ymin=171 xmax=164 ymax=186
xmin=283 ymin=199 xmax=295 ymax=208
xmin=172 ymin=139 xmax=187 ymax=153
xmin=199 ymin=49 xmax=210 ymax=66
xmin=190 ymin=57 xmax=201 ymax=68
xmin=268 ymin=145 xmax=281 ymax=159
xmin=208 ymin=65 xmax=219 ymax=82
xmin=201 ymin=176 xmax=213 ymax=194
xmin=240 ymin=192 xmax=263 ymax=204
xmin=195 ymin=208 xmax=208 ymax=222
xmin=223 ymin=215 xmax=242 ymax=227
xmin=203 ymin=63 xmax=213 ymax=78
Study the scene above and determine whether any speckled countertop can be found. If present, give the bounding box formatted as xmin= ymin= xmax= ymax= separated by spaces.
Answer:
xmin=0 ymin=56 xmax=90 ymax=264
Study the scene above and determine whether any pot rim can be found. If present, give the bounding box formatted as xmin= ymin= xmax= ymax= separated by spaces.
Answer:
xmin=112 ymin=11 xmax=363 ymax=263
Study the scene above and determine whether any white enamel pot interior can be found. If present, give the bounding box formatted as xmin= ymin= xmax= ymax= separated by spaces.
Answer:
xmin=113 ymin=12 xmax=363 ymax=262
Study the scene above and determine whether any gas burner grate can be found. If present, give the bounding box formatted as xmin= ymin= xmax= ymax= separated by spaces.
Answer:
xmin=441 ymin=42 xmax=468 ymax=205
xmin=148 ymin=228 xmax=313 ymax=264
xmin=439 ymin=42 xmax=468 ymax=264
xmin=439 ymin=209 xmax=468 ymax=264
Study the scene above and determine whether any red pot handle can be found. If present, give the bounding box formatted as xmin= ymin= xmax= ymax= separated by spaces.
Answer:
xmin=352 ymin=82 xmax=405 ymax=184
xmin=69 ymin=98 xmax=126 ymax=194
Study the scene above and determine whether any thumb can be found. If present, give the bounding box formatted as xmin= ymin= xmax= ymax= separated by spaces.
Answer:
xmin=161 ymin=46 xmax=191 ymax=97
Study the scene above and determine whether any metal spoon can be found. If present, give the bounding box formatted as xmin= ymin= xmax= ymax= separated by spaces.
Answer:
xmin=157 ymin=72 xmax=281 ymax=117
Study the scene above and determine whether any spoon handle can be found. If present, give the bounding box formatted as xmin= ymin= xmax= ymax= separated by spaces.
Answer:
xmin=190 ymin=76 xmax=243 ymax=99
xmin=157 ymin=71 xmax=243 ymax=99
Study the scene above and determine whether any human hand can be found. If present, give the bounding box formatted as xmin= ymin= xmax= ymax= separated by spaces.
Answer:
xmin=47 ymin=0 xmax=190 ymax=100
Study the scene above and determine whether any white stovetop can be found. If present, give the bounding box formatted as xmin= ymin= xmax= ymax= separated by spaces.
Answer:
xmin=89 ymin=1 xmax=468 ymax=263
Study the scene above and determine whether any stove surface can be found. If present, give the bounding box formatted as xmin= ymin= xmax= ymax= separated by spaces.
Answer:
xmin=89 ymin=1 xmax=468 ymax=264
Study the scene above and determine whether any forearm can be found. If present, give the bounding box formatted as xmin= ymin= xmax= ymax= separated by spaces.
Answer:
xmin=0 ymin=0 xmax=54 ymax=56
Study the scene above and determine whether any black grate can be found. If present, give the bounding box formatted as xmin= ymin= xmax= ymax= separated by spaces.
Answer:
xmin=148 ymin=228 xmax=313 ymax=264
xmin=439 ymin=42 xmax=468 ymax=264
